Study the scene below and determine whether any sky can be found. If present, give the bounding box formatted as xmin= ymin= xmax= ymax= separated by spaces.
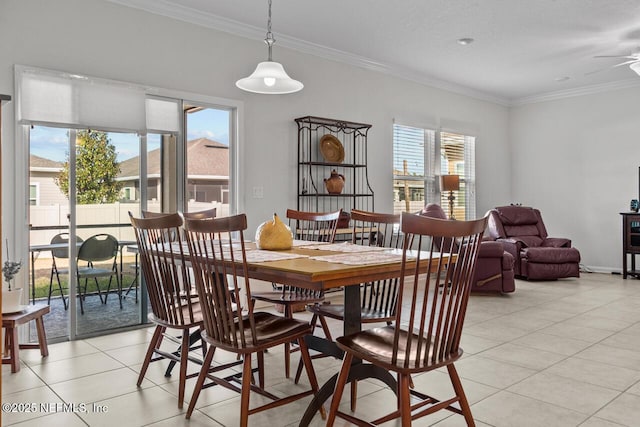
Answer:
xmin=30 ymin=108 xmax=230 ymax=163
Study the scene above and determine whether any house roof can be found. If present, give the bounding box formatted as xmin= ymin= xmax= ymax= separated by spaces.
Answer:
xmin=118 ymin=138 xmax=229 ymax=179
xmin=30 ymin=155 xmax=63 ymax=171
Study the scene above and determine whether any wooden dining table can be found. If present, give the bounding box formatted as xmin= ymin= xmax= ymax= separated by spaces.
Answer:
xmin=238 ymin=242 xmax=438 ymax=426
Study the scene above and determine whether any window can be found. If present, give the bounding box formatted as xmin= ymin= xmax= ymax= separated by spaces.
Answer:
xmin=29 ymin=183 xmax=39 ymax=206
xmin=393 ymin=123 xmax=476 ymax=219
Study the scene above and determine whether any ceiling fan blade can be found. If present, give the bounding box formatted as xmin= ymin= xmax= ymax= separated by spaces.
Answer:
xmin=585 ymin=59 xmax=639 ymax=76
xmin=612 ymin=60 xmax=639 ymax=68
xmin=594 ymin=55 xmax=637 ymax=59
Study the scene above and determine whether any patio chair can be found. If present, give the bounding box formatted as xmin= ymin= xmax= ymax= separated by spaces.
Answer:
xmin=250 ymin=208 xmax=340 ymax=378
xmin=183 ymin=214 xmax=324 ymax=424
xmin=76 ymin=234 xmax=120 ymax=315
xmin=47 ymin=233 xmax=83 ymax=310
xmin=325 ymin=212 xmax=487 ymax=426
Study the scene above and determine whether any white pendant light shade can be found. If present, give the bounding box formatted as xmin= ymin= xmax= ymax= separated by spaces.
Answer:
xmin=236 ymin=0 xmax=303 ymax=95
xmin=236 ymin=61 xmax=303 ymax=94
xmin=631 ymin=61 xmax=640 ymax=76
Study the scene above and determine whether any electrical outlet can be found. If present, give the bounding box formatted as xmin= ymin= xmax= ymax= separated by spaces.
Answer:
xmin=252 ymin=186 xmax=264 ymax=199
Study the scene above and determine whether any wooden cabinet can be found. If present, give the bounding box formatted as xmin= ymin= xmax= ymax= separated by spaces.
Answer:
xmin=621 ymin=212 xmax=640 ymax=279
xmin=295 ymin=116 xmax=374 ymax=219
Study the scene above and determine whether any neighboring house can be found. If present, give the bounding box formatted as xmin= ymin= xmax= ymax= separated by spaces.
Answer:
xmin=30 ymin=137 xmax=229 ymax=207
xmin=29 ymin=155 xmax=65 ymax=206
xmin=117 ymin=137 xmax=229 ymax=204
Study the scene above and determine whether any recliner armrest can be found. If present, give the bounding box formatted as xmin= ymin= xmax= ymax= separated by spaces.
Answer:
xmin=496 ymin=238 xmax=525 ymax=262
xmin=542 ymin=237 xmax=571 ymax=248
xmin=478 ymin=241 xmax=505 ymax=258
xmin=499 ymin=237 xmax=528 ymax=247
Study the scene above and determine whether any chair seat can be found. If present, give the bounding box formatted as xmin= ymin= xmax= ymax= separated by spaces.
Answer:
xmin=148 ymin=301 xmax=204 ymax=328
xmin=77 ymin=266 xmax=115 ymax=277
xmin=336 ymin=325 xmax=463 ymax=374
xmin=307 ymin=303 xmax=394 ymax=323
xmin=521 ymin=247 xmax=580 ymax=263
xmin=251 ymin=291 xmax=324 ymax=305
xmin=211 ymin=311 xmax=311 ymax=353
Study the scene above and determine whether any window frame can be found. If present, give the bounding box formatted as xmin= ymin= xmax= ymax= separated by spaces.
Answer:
xmin=29 ymin=183 xmax=39 ymax=206
xmin=392 ymin=122 xmax=476 ymax=219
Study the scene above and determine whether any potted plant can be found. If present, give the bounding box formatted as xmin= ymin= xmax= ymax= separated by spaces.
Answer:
xmin=2 ymin=239 xmax=23 ymax=313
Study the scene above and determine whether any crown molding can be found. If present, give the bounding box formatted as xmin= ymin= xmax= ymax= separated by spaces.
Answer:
xmin=104 ymin=0 xmax=510 ymax=106
xmin=511 ymin=78 xmax=640 ymax=106
xmin=105 ymin=0 xmax=640 ymax=108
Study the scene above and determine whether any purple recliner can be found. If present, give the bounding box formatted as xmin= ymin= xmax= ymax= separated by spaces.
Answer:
xmin=486 ymin=205 xmax=580 ymax=280
xmin=420 ymin=204 xmax=515 ymax=293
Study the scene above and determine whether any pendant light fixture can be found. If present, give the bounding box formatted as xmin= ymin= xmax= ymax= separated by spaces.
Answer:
xmin=236 ymin=0 xmax=303 ymax=94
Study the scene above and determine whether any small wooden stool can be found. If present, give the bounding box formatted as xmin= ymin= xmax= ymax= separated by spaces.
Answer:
xmin=2 ymin=304 xmax=50 ymax=373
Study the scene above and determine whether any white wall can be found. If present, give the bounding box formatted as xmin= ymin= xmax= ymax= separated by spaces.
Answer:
xmin=509 ymin=87 xmax=640 ymax=272
xmin=2 ymin=0 xmax=510 ymax=282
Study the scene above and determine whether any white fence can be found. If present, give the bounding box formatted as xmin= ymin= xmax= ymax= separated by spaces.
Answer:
xmin=30 ymin=201 xmax=228 ymax=258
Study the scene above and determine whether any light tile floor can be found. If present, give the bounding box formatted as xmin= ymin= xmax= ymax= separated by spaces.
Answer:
xmin=3 ymin=273 xmax=640 ymax=426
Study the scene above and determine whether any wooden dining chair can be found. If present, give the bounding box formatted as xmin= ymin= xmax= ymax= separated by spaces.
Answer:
xmin=129 ymin=212 xmax=207 ymax=409
xmin=183 ymin=214 xmax=324 ymax=425
xmin=325 ymin=212 xmax=487 ymax=427
xmin=295 ymin=209 xmax=403 ymax=408
xmin=141 ymin=207 xmax=217 ymax=220
xmin=137 ymin=209 xmax=219 ymax=376
xmin=183 ymin=207 xmax=217 ymax=220
xmin=250 ymin=208 xmax=341 ymax=378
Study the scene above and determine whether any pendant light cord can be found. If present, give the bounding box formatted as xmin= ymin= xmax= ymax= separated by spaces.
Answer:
xmin=265 ymin=0 xmax=275 ymax=61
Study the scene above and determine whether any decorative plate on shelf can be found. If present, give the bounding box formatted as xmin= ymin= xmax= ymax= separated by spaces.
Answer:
xmin=319 ymin=134 xmax=344 ymax=163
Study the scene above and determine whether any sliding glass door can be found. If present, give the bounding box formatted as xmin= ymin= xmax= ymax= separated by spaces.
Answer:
xmin=19 ymin=65 xmax=240 ymax=341
xmin=29 ymin=127 xmax=146 ymax=339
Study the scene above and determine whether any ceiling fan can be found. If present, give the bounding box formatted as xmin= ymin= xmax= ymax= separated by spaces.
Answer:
xmin=591 ymin=50 xmax=640 ymax=76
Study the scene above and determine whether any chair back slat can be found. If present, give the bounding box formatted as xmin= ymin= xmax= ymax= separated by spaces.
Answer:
xmin=392 ymin=212 xmax=486 ymax=369
xmin=129 ymin=212 xmax=198 ymax=326
xmin=184 ymin=214 xmax=255 ymax=349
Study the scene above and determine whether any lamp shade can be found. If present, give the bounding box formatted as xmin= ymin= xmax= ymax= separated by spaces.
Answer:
xmin=236 ymin=61 xmax=303 ymax=94
xmin=441 ymin=174 xmax=460 ymax=192
xmin=631 ymin=62 xmax=640 ymax=76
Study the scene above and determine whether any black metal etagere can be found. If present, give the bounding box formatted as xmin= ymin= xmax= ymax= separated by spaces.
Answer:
xmin=295 ymin=116 xmax=374 ymax=219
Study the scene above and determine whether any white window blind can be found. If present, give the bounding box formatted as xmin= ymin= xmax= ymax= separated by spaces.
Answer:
xmin=392 ymin=124 xmax=436 ymax=214
xmin=16 ymin=66 xmax=180 ymax=134
xmin=145 ymin=97 xmax=180 ymax=133
xmin=393 ymin=124 xmax=425 ymax=178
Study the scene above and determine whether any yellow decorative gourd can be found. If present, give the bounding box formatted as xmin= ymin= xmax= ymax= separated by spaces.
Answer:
xmin=255 ymin=213 xmax=293 ymax=250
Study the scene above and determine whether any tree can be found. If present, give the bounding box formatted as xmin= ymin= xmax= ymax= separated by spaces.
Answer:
xmin=55 ymin=130 xmax=122 ymax=204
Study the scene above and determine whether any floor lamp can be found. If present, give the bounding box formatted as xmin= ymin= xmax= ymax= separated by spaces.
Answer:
xmin=441 ymin=175 xmax=460 ymax=219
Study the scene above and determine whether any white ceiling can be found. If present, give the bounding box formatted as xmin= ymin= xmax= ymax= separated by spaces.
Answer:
xmin=110 ymin=0 xmax=640 ymax=104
